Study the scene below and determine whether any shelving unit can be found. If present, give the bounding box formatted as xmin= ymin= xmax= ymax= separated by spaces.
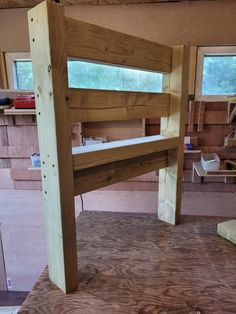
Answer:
xmin=28 ymin=0 xmax=188 ymax=293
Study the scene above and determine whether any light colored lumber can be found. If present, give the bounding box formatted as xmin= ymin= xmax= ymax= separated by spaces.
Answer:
xmin=217 ymin=220 xmax=236 ymax=245
xmin=68 ymin=89 xmax=170 ymax=123
xmin=4 ymin=108 xmax=36 ymax=115
xmin=74 ymin=151 xmax=168 ymax=194
xmin=65 ymin=17 xmax=172 ymax=73
xmin=158 ymin=45 xmax=188 ymax=225
xmin=72 ymin=135 xmax=179 ymax=171
xmin=28 ymin=1 xmax=78 ymax=293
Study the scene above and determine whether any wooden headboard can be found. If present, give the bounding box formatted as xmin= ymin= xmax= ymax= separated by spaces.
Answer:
xmin=28 ymin=0 xmax=188 ymax=293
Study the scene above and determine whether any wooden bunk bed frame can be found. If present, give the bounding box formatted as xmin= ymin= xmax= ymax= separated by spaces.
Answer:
xmin=28 ymin=1 xmax=188 ymax=293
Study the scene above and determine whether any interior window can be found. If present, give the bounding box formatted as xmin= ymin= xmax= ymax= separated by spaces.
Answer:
xmin=195 ymin=46 xmax=236 ymax=101
xmin=5 ymin=52 xmax=163 ymax=93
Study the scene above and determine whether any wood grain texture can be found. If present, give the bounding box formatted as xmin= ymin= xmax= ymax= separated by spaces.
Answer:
xmin=68 ymin=89 xmax=170 ymax=123
xmin=72 ymin=135 xmax=179 ymax=171
xmin=158 ymin=45 xmax=188 ymax=225
xmin=19 ymin=212 xmax=236 ymax=314
xmin=10 ymin=168 xmax=41 ymax=181
xmin=197 ymin=101 xmax=205 ymax=132
xmin=0 ymin=51 xmax=8 ymax=89
xmin=188 ymin=100 xmax=195 ymax=132
xmin=28 ymin=1 xmax=78 ymax=293
xmin=66 ymin=17 xmax=172 ymax=73
xmin=82 ymin=120 xmax=144 ymax=141
xmin=74 ymin=150 xmax=168 ymax=194
xmin=0 ymin=0 xmax=220 ymax=8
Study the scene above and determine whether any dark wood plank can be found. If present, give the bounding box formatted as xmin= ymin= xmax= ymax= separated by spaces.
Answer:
xmin=19 ymin=212 xmax=236 ymax=314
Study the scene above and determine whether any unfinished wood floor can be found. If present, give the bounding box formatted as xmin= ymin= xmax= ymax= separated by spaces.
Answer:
xmin=19 ymin=212 xmax=236 ymax=314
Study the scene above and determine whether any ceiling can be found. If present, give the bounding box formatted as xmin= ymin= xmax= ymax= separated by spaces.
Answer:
xmin=0 ymin=0 xmax=218 ymax=9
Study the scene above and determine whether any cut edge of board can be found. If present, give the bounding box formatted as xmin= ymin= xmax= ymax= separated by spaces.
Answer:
xmin=217 ymin=220 xmax=236 ymax=245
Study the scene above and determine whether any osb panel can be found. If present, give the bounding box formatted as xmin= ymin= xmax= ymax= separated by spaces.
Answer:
xmin=19 ymin=212 xmax=236 ymax=314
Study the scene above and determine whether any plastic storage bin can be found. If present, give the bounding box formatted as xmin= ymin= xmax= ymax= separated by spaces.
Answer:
xmin=201 ymin=153 xmax=220 ymax=171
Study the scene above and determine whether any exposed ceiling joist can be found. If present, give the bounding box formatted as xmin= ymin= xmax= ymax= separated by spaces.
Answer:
xmin=0 ymin=0 xmax=218 ymax=9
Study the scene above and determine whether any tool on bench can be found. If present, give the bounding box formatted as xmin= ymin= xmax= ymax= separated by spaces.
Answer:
xmin=13 ymin=94 xmax=35 ymax=109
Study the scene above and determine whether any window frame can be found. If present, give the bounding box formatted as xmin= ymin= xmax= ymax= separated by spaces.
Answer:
xmin=5 ymin=52 xmax=32 ymax=90
xmin=195 ymin=46 xmax=236 ymax=101
xmin=5 ymin=52 xmax=164 ymax=93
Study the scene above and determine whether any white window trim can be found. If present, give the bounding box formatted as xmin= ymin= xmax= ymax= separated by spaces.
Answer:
xmin=5 ymin=52 xmax=32 ymax=90
xmin=195 ymin=46 xmax=236 ymax=102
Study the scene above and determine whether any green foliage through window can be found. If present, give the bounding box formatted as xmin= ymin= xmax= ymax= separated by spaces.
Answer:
xmin=202 ymin=55 xmax=236 ymax=95
xmin=13 ymin=59 xmax=163 ymax=92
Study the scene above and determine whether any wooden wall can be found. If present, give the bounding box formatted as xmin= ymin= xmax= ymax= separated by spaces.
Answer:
xmin=0 ymin=0 xmax=236 ymax=52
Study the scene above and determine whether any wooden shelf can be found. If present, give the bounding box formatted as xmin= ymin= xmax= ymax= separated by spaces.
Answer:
xmin=4 ymin=108 xmax=36 ymax=115
xmin=192 ymin=162 xmax=236 ymax=184
xmin=184 ymin=150 xmax=201 ymax=154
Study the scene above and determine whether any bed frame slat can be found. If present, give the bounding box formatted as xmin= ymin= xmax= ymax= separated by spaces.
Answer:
xmin=68 ymin=89 xmax=170 ymax=122
xmin=65 ymin=16 xmax=172 ymax=73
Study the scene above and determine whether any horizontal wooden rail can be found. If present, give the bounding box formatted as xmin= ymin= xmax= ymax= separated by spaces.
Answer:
xmin=72 ymin=135 xmax=179 ymax=171
xmin=65 ymin=17 xmax=172 ymax=73
xmin=74 ymin=150 xmax=168 ymax=195
xmin=67 ymin=89 xmax=170 ymax=123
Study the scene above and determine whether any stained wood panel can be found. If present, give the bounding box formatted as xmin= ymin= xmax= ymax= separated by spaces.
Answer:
xmin=19 ymin=212 xmax=236 ymax=314
xmin=82 ymin=120 xmax=144 ymax=141
xmin=10 ymin=168 xmax=41 ymax=181
xmin=66 ymin=17 xmax=172 ymax=73
xmin=68 ymin=89 xmax=170 ymax=123
xmin=0 ymin=0 xmax=219 ymax=8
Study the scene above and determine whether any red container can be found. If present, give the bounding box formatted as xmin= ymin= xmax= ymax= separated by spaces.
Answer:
xmin=13 ymin=95 xmax=35 ymax=109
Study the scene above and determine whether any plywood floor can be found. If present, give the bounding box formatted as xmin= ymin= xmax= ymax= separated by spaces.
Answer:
xmin=19 ymin=211 xmax=236 ymax=314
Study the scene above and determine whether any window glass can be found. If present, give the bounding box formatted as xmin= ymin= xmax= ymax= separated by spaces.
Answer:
xmin=67 ymin=60 xmax=163 ymax=92
xmin=202 ymin=55 xmax=236 ymax=95
xmin=15 ymin=60 xmax=33 ymax=90
xmin=13 ymin=59 xmax=163 ymax=92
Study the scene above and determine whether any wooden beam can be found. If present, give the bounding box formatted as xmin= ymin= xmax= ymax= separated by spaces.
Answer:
xmin=188 ymin=100 xmax=195 ymax=132
xmin=197 ymin=101 xmax=205 ymax=132
xmin=28 ymin=1 xmax=78 ymax=293
xmin=158 ymin=45 xmax=188 ymax=225
xmin=0 ymin=0 xmax=219 ymax=8
xmin=0 ymin=0 xmax=43 ymax=8
xmin=74 ymin=150 xmax=168 ymax=194
xmin=72 ymin=135 xmax=179 ymax=171
xmin=67 ymin=89 xmax=170 ymax=123
xmin=0 ymin=51 xmax=8 ymax=89
xmin=65 ymin=17 xmax=172 ymax=73
xmin=188 ymin=46 xmax=197 ymax=96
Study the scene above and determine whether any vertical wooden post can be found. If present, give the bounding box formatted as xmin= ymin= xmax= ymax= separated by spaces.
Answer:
xmin=158 ymin=45 xmax=188 ymax=225
xmin=28 ymin=1 xmax=78 ymax=292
